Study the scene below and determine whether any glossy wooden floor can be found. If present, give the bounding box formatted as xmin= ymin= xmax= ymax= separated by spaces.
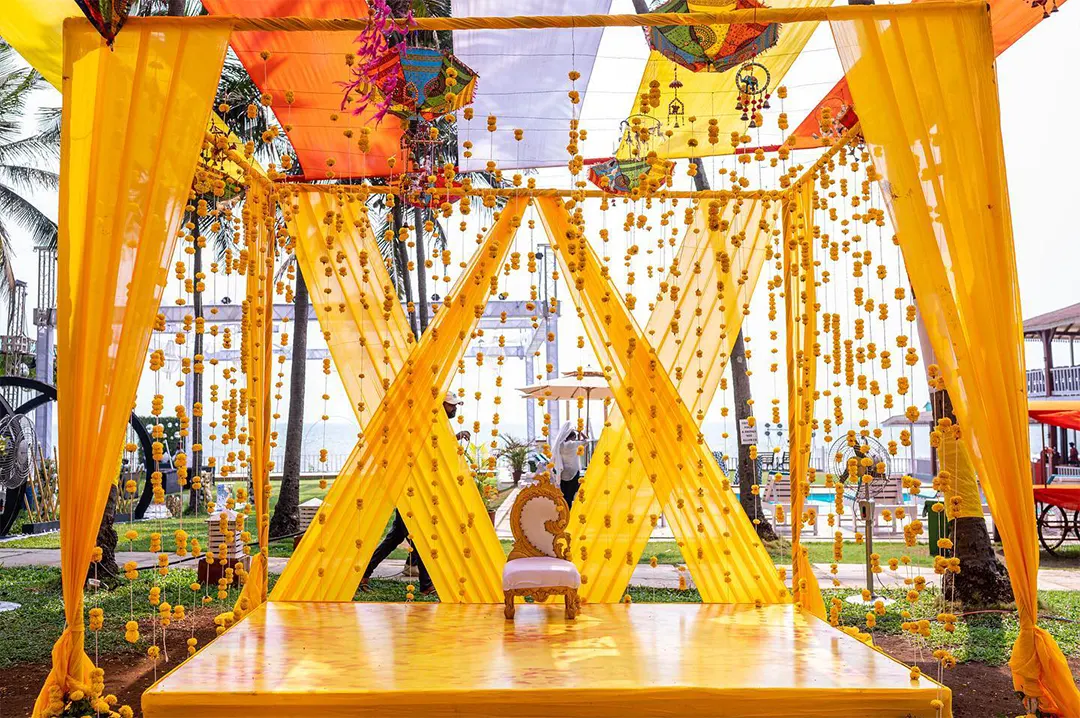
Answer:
xmin=143 ymin=602 xmax=951 ymax=718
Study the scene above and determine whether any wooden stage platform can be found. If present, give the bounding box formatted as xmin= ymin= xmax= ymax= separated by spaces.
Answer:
xmin=143 ymin=602 xmax=951 ymax=718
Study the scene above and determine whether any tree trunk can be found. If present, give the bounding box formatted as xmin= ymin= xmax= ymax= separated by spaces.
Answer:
xmin=413 ymin=206 xmax=430 ymax=334
xmin=188 ymin=213 xmax=203 ymax=515
xmin=732 ymin=329 xmax=778 ymax=541
xmin=392 ymin=202 xmax=419 ymax=339
xmin=93 ymin=483 xmax=120 ymax=583
xmin=269 ymin=270 xmax=308 ymax=539
xmin=932 ymin=389 xmax=1013 ymax=606
xmin=689 ymin=156 xmax=776 ymax=540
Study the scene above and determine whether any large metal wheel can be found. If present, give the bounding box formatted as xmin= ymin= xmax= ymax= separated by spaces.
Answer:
xmin=1037 ymin=504 xmax=1072 ymax=555
xmin=0 ymin=377 xmax=160 ymax=535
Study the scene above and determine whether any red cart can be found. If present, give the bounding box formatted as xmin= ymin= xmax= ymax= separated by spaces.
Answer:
xmin=1033 ymin=484 xmax=1080 ymax=555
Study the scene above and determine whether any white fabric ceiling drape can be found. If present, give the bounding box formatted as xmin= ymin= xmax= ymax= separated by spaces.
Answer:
xmin=452 ymin=0 xmax=613 ymax=171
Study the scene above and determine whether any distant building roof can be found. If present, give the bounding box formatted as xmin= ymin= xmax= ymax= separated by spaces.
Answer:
xmin=1024 ymin=302 xmax=1080 ymax=338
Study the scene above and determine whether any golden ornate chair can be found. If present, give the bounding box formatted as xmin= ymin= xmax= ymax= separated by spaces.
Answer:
xmin=502 ymin=477 xmax=580 ymax=620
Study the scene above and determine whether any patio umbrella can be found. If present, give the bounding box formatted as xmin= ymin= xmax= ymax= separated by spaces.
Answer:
xmin=645 ymin=0 xmax=780 ymax=74
xmin=519 ymin=372 xmax=613 ymax=459
xmin=518 ymin=372 xmax=613 ymax=402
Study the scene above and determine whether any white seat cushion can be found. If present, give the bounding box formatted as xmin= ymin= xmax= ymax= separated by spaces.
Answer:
xmin=502 ymin=557 xmax=581 ymax=591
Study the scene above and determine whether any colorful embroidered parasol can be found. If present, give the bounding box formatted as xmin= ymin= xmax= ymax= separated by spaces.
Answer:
xmin=645 ymin=0 xmax=780 ymax=73
xmin=588 ymin=157 xmax=672 ymax=195
xmin=368 ymin=46 xmax=480 ymax=121
xmin=74 ymin=0 xmax=131 ymax=45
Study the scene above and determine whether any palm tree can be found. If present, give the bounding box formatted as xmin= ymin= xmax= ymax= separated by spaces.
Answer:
xmin=0 ymin=42 xmax=60 ymax=296
xmin=270 ymin=259 xmax=308 ymax=539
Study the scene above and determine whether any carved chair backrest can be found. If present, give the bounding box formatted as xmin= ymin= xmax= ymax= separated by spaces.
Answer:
xmin=507 ymin=478 xmax=571 ymax=561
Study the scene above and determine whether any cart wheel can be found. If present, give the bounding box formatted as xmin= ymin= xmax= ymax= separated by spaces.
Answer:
xmin=1074 ymin=510 xmax=1080 ymax=543
xmin=1038 ymin=504 xmax=1071 ymax=555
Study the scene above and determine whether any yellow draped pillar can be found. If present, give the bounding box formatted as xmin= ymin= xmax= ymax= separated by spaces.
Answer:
xmin=561 ymin=198 xmax=775 ymax=602
xmin=35 ymin=20 xmax=230 ymax=716
xmin=271 ymin=197 xmax=526 ymax=602
xmin=537 ymin=197 xmax=787 ymax=604
xmin=281 ymin=187 xmax=505 ymax=602
xmin=831 ymin=3 xmax=1080 ymax=712
xmin=234 ymin=180 xmax=276 ymax=618
xmin=784 ymin=181 xmax=825 ymax=619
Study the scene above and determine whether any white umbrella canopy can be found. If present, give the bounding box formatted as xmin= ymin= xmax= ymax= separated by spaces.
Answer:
xmin=517 ymin=371 xmax=613 ymax=401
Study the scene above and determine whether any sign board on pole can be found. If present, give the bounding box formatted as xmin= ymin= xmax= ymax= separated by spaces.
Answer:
xmin=738 ymin=418 xmax=758 ymax=445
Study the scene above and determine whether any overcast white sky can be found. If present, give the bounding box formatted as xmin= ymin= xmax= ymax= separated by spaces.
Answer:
xmin=3 ymin=0 xmax=1077 ymax=459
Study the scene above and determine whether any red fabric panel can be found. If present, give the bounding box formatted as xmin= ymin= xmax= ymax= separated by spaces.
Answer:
xmin=1028 ymin=400 xmax=1080 ymax=431
xmin=1029 ymin=409 xmax=1080 ymax=431
xmin=202 ymin=0 xmax=405 ymax=179
xmin=1033 ymin=486 xmax=1080 ymax=511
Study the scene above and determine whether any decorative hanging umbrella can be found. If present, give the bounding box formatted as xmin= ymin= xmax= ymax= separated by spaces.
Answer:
xmin=74 ymin=0 xmax=131 ymax=45
xmin=645 ymin=0 xmax=780 ymax=74
xmin=368 ymin=46 xmax=479 ymax=122
xmin=588 ymin=156 xmax=672 ymax=195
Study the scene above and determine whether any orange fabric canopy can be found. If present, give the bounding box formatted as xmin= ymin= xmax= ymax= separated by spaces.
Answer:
xmin=791 ymin=0 xmax=1067 ymax=147
xmin=1028 ymin=399 xmax=1080 ymax=431
xmin=202 ymin=0 xmax=405 ymax=179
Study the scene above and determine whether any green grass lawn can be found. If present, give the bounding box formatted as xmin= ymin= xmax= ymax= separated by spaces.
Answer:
xmin=0 ymin=565 xmax=216 ymax=668
xmin=2 ymin=479 xmax=335 ymax=553
xmin=5 ymin=489 xmax=1078 ymax=573
xmin=3 ymin=565 xmax=1077 ymax=671
xmin=640 ymin=539 xmax=940 ymax=568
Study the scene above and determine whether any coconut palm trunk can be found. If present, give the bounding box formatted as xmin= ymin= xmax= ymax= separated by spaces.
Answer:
xmin=413 ymin=206 xmax=430 ymax=333
xmin=392 ymin=201 xmax=419 ymax=338
xmin=690 ymin=157 xmax=777 ymax=540
xmin=188 ymin=212 xmax=204 ymax=513
xmin=269 ymin=269 xmax=309 ymax=539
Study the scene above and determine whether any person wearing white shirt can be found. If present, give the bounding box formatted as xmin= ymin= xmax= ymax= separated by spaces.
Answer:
xmin=552 ymin=421 xmax=586 ymax=509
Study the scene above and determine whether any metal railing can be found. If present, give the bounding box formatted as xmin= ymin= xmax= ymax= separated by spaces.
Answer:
xmin=266 ymin=451 xmax=350 ymax=476
xmin=1027 ymin=366 xmax=1080 ymax=397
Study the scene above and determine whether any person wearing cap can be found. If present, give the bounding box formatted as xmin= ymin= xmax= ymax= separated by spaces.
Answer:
xmin=359 ymin=392 xmax=470 ymax=595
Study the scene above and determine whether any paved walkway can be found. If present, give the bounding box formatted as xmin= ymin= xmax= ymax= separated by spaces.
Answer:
xmin=4 ymin=548 xmax=1078 ymax=591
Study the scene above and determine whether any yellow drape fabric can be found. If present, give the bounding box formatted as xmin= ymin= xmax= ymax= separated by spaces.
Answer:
xmin=281 ymin=188 xmax=505 ymax=602
xmin=831 ymin=5 xmax=1080 ymax=713
xmin=563 ymin=198 xmax=775 ymax=603
xmin=537 ymin=198 xmax=786 ymax=604
xmin=271 ymin=197 xmax=526 ymax=602
xmin=621 ymin=0 xmax=832 ymax=161
xmin=937 ymin=434 xmax=984 ymax=520
xmin=0 ymin=1 xmax=265 ymax=189
xmin=35 ymin=20 xmax=230 ymax=716
xmin=233 ymin=182 xmax=276 ymax=618
xmin=0 ymin=0 xmax=69 ymax=88
xmin=784 ymin=181 xmax=825 ymax=619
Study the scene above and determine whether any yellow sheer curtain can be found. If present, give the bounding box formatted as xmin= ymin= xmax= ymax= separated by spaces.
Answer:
xmin=281 ymin=188 xmax=505 ymax=602
xmin=831 ymin=4 xmax=1080 ymax=713
xmin=0 ymin=0 xmax=69 ymax=88
xmin=784 ymin=181 xmax=825 ymax=619
xmin=35 ymin=20 xmax=230 ymax=716
xmin=234 ymin=181 xmax=276 ymax=618
xmin=538 ymin=198 xmax=786 ymax=604
xmin=564 ymin=198 xmax=775 ymax=602
xmin=271 ymin=197 xmax=526 ymax=602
